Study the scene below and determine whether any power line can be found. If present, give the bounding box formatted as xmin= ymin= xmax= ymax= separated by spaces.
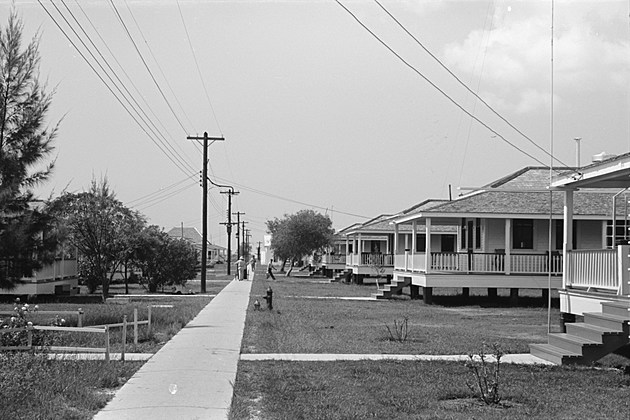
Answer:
xmin=108 ymin=0 xmax=190 ymax=135
xmin=335 ymin=0 xmax=552 ymax=168
xmin=123 ymin=0 xmax=198 ymax=136
xmin=55 ymin=0 xmax=195 ymax=175
xmin=126 ymin=174 xmax=195 ymax=206
xmin=373 ymin=0 xmax=570 ymax=169
xmin=212 ymin=175 xmax=370 ymax=220
xmin=177 ymin=0 xmax=223 ymax=136
xmin=38 ymin=0 xmax=195 ymax=178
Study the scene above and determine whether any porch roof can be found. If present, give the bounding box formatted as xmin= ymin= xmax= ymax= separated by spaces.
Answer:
xmin=552 ymin=152 xmax=630 ymax=189
xmin=394 ymin=166 xmax=625 ymax=224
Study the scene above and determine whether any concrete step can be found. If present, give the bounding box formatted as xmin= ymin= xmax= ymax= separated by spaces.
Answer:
xmin=529 ymin=343 xmax=581 ymax=365
xmin=583 ymin=312 xmax=630 ymax=331
xmin=601 ymin=301 xmax=630 ymax=319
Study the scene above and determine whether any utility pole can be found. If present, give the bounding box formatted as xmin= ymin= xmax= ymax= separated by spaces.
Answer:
xmin=188 ymin=132 xmax=224 ymax=293
xmin=257 ymin=241 xmax=262 ymax=261
xmin=242 ymin=222 xmax=248 ymax=257
xmin=220 ymin=189 xmax=239 ymax=275
xmin=245 ymin=229 xmax=251 ymax=259
xmin=233 ymin=211 xmax=245 ymax=258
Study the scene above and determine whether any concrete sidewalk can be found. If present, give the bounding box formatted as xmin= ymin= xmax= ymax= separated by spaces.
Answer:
xmin=94 ymin=279 xmax=253 ymax=420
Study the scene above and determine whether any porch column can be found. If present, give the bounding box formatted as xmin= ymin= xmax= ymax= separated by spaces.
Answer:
xmin=563 ymin=190 xmax=574 ymax=289
xmin=617 ymin=244 xmax=630 ymax=295
xmin=504 ymin=219 xmax=511 ymax=274
xmin=394 ymin=224 xmax=399 ymax=254
xmin=425 ymin=218 xmax=432 ymax=273
xmin=357 ymin=234 xmax=362 ymax=265
xmin=411 ymin=221 xmax=417 ymax=271
xmin=345 ymin=236 xmax=349 ymax=262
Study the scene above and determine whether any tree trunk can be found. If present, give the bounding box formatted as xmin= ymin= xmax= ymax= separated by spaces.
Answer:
xmin=101 ymin=277 xmax=110 ymax=302
xmin=279 ymin=259 xmax=287 ymax=273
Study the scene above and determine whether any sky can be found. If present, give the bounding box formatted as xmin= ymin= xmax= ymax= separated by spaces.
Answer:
xmin=2 ymin=0 xmax=629 ymax=249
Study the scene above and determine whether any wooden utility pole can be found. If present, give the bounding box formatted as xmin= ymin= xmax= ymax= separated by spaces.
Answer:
xmin=220 ymin=189 xmax=238 ymax=275
xmin=233 ymin=211 xmax=245 ymax=258
xmin=187 ymin=132 xmax=224 ymax=293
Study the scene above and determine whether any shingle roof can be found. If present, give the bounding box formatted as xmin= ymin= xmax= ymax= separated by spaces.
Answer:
xmin=167 ymin=227 xmax=202 ymax=243
xmin=415 ymin=167 xmax=623 ymax=217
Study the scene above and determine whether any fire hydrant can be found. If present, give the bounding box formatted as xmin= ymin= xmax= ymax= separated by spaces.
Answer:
xmin=263 ymin=286 xmax=273 ymax=310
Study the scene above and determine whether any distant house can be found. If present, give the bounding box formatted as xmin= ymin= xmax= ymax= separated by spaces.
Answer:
xmin=166 ymin=226 xmax=226 ymax=263
xmin=383 ymin=166 xmax=623 ymax=303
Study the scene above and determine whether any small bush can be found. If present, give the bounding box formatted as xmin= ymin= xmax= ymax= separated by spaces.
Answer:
xmin=465 ymin=342 xmax=504 ymax=405
xmin=385 ymin=317 xmax=410 ymax=342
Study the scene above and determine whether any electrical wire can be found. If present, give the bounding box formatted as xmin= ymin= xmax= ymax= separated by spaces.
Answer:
xmin=55 ymin=0 xmax=195 ymax=175
xmin=335 ymin=0 xmax=552 ymax=168
xmin=177 ymin=0 xmax=223 ymax=136
xmin=373 ymin=0 xmax=570 ymax=169
xmin=38 ymin=0 xmax=195 ymax=178
xmin=108 ymin=0 xmax=190 ymax=136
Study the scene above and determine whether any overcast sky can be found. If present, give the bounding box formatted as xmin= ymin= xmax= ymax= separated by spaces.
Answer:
xmin=2 ymin=0 xmax=629 ymax=247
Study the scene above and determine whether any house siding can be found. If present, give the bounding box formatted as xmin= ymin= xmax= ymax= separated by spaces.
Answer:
xmin=486 ymin=219 xmax=505 ymax=252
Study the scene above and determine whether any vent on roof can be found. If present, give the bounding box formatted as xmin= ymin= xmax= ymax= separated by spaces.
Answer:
xmin=592 ymin=152 xmax=615 ymax=163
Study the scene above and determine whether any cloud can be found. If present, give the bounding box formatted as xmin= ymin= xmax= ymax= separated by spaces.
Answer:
xmin=442 ymin=2 xmax=629 ymax=114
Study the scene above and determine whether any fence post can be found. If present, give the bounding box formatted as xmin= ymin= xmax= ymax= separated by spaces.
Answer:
xmin=105 ymin=326 xmax=110 ymax=362
xmin=122 ymin=315 xmax=127 ymax=362
xmin=147 ymin=305 xmax=152 ymax=335
xmin=133 ymin=308 xmax=138 ymax=350
xmin=27 ymin=325 xmax=33 ymax=350
xmin=77 ymin=308 xmax=84 ymax=328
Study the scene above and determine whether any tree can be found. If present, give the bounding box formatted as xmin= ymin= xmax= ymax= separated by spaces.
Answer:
xmin=266 ymin=210 xmax=334 ymax=276
xmin=48 ymin=179 xmax=145 ymax=300
xmin=0 ymin=11 xmax=59 ymax=288
xmin=132 ymin=225 xmax=198 ymax=293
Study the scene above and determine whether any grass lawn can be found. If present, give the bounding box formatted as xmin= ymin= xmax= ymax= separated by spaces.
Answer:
xmin=243 ymin=276 xmax=560 ymax=355
xmin=232 ymin=275 xmax=630 ymax=419
xmin=0 ymin=269 xmax=231 ymax=419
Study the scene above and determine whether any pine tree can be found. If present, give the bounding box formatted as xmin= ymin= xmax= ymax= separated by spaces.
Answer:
xmin=0 ymin=11 xmax=58 ymax=288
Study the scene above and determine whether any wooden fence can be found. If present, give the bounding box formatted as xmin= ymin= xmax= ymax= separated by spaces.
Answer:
xmin=0 ymin=305 xmax=171 ymax=361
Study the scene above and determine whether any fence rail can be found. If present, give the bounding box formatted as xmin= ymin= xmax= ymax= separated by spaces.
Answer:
xmin=0 ymin=305 xmax=169 ymax=361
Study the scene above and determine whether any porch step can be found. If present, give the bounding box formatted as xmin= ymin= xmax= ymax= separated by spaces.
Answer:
xmin=583 ymin=312 xmax=630 ymax=331
xmin=332 ymin=269 xmax=351 ymax=283
xmin=372 ymin=277 xmax=410 ymax=299
xmin=529 ymin=343 xmax=582 ymax=365
xmin=601 ymin=301 xmax=630 ymax=318
xmin=530 ymin=305 xmax=630 ymax=365
xmin=565 ymin=323 xmax=626 ymax=343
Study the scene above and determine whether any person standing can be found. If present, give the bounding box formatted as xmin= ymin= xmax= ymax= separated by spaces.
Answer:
xmin=248 ymin=256 xmax=256 ymax=281
xmin=266 ymin=259 xmax=276 ymax=280
xmin=236 ymin=257 xmax=245 ymax=281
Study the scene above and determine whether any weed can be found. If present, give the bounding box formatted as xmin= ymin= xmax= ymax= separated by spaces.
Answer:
xmin=465 ymin=342 xmax=504 ymax=405
xmin=385 ymin=317 xmax=409 ymax=342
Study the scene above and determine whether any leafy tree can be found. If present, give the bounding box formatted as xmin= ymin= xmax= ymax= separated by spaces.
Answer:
xmin=48 ymin=179 xmax=145 ymax=300
xmin=0 ymin=11 xmax=59 ymax=288
xmin=266 ymin=210 xmax=334 ymax=276
xmin=132 ymin=225 xmax=198 ymax=293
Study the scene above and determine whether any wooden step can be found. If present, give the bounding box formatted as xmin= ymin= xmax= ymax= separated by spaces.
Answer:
xmin=565 ymin=323 xmax=625 ymax=343
xmin=601 ymin=301 xmax=630 ymax=319
xmin=529 ymin=343 xmax=581 ymax=365
xmin=547 ymin=333 xmax=599 ymax=355
xmin=583 ymin=312 xmax=630 ymax=331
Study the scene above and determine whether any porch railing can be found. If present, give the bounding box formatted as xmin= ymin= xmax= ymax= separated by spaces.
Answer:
xmin=321 ymin=253 xmax=346 ymax=265
xmin=565 ymin=248 xmax=626 ymax=293
xmin=394 ymin=252 xmax=563 ymax=275
xmin=345 ymin=253 xmax=394 ymax=267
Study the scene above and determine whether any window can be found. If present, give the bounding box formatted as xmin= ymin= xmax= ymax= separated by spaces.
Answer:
xmin=512 ymin=219 xmax=534 ymax=249
xmin=416 ymin=234 xmax=426 ymax=252
xmin=606 ymin=220 xmax=630 ymax=248
xmin=475 ymin=218 xmax=481 ymax=249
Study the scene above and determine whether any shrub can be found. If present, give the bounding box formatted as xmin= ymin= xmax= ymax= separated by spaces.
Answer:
xmin=465 ymin=342 xmax=504 ymax=405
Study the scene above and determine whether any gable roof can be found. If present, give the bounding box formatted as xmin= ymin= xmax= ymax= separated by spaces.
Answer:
xmin=167 ymin=227 xmax=202 ymax=244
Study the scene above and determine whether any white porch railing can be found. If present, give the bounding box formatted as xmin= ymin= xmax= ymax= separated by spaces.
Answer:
xmin=322 ymin=253 xmax=346 ymax=265
xmin=393 ymin=252 xmax=563 ymax=275
xmin=565 ymin=247 xmax=629 ymax=294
